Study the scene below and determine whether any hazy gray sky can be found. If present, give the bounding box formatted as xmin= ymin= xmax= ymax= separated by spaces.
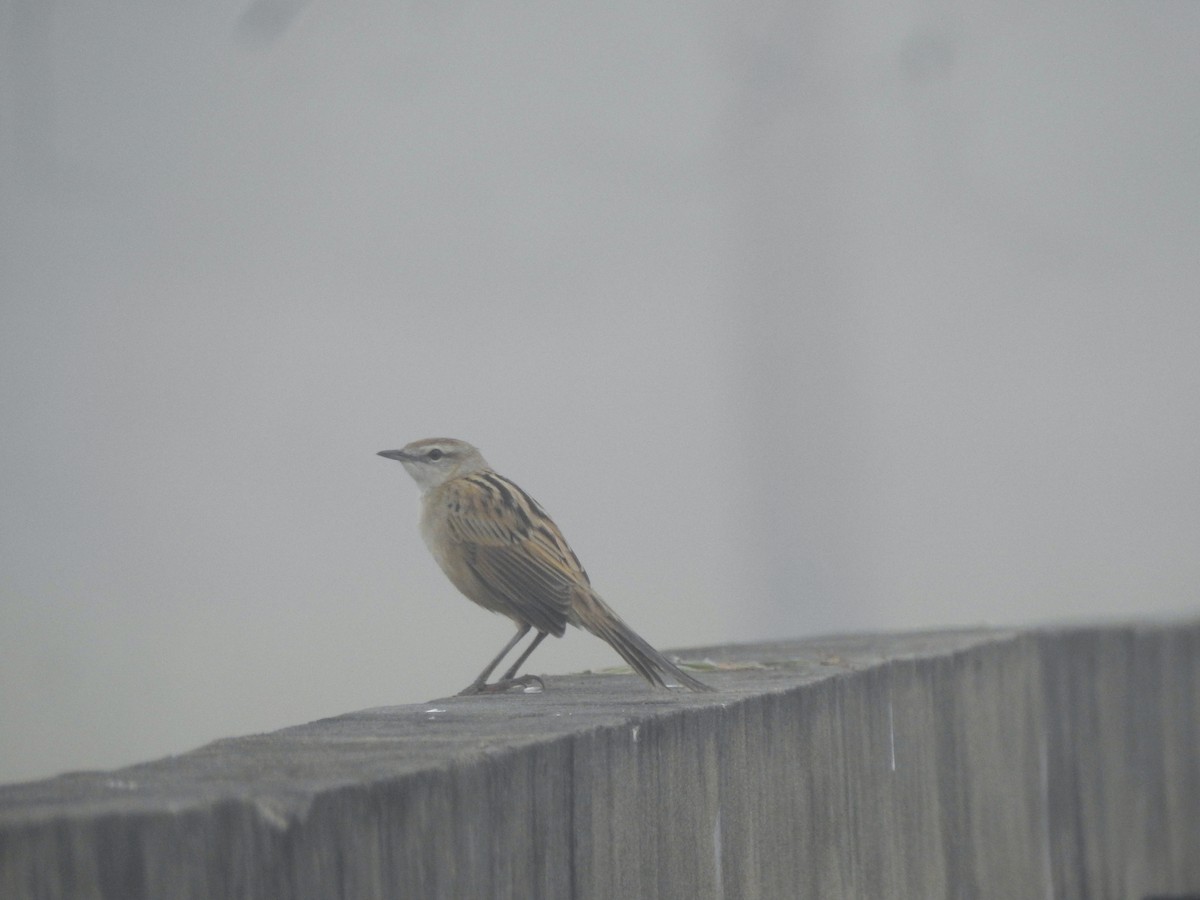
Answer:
xmin=2 ymin=2 xmax=1198 ymax=784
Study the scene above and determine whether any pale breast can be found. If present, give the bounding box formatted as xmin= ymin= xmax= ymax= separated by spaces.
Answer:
xmin=419 ymin=486 xmax=516 ymax=619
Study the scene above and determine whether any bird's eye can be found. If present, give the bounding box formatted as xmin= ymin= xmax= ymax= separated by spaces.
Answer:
xmin=427 ymin=449 xmax=444 ymax=461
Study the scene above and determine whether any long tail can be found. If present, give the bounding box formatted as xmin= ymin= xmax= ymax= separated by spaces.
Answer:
xmin=572 ymin=589 xmax=714 ymax=692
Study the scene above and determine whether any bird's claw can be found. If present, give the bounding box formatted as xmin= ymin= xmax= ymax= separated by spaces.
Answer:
xmin=459 ymin=674 xmax=544 ymax=695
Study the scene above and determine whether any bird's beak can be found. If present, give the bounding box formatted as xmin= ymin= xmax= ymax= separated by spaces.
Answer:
xmin=377 ymin=449 xmax=411 ymax=462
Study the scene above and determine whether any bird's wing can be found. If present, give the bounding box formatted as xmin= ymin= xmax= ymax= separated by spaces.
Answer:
xmin=440 ymin=471 xmax=589 ymax=636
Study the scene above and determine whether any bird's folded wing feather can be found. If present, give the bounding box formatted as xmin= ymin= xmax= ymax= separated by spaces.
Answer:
xmin=441 ymin=472 xmax=588 ymax=636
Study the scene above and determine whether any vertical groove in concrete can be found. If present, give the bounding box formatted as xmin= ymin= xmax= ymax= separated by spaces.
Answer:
xmin=1 ymin=623 xmax=1197 ymax=899
xmin=1041 ymin=626 xmax=1200 ymax=900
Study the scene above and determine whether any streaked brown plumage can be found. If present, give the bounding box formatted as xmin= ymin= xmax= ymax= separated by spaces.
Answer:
xmin=378 ymin=438 xmax=712 ymax=694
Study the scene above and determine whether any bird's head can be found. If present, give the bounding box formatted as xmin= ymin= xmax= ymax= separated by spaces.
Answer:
xmin=377 ymin=437 xmax=489 ymax=492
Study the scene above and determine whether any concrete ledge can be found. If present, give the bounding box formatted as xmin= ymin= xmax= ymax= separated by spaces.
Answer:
xmin=2 ymin=622 xmax=1198 ymax=899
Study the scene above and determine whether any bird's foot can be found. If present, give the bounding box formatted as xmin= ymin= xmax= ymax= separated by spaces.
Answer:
xmin=459 ymin=674 xmax=544 ymax=695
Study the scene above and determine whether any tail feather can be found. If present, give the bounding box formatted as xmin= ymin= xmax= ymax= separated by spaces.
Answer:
xmin=573 ymin=590 xmax=714 ymax=693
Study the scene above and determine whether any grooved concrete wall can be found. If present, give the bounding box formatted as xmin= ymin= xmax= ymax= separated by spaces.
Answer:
xmin=2 ymin=623 xmax=1198 ymax=899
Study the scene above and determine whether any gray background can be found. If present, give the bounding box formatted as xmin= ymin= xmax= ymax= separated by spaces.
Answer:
xmin=2 ymin=2 xmax=1198 ymax=784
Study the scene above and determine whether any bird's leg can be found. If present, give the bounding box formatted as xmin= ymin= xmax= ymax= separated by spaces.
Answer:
xmin=459 ymin=624 xmax=530 ymax=695
xmin=499 ymin=630 xmax=549 ymax=682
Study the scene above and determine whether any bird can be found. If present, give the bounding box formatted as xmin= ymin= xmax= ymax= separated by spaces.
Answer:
xmin=377 ymin=438 xmax=713 ymax=695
